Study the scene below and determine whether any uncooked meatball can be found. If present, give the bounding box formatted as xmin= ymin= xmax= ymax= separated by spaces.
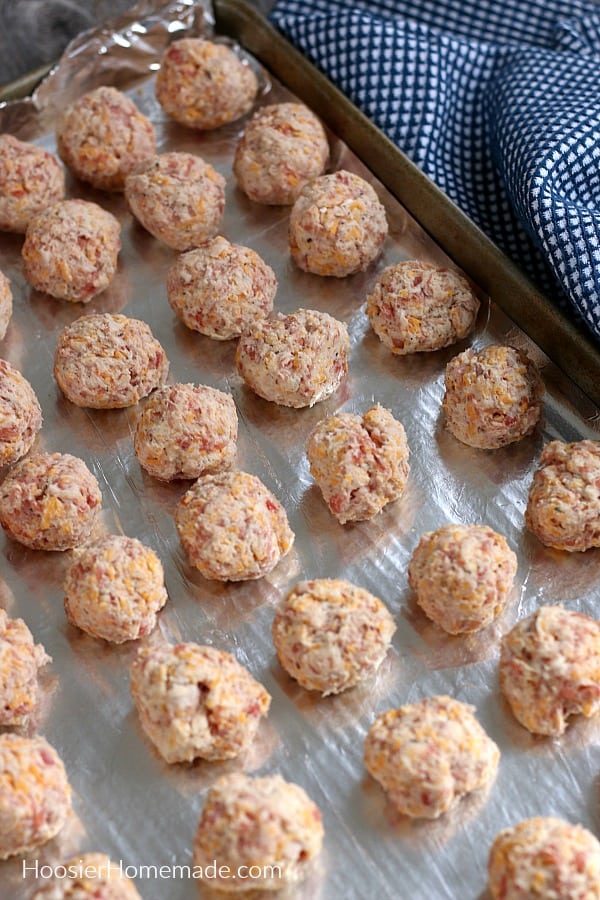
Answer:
xmin=0 ymin=134 xmax=64 ymax=233
xmin=488 ymin=817 xmax=600 ymax=900
xmin=364 ymin=695 xmax=500 ymax=819
xmin=289 ymin=169 xmax=388 ymax=277
xmin=166 ymin=236 xmax=277 ymax=340
xmin=0 ymin=451 xmax=102 ymax=551
xmin=155 ymin=38 xmax=258 ymax=130
xmin=193 ymin=772 xmax=323 ymax=891
xmin=0 ymin=733 xmax=71 ymax=859
xmin=0 ymin=358 xmax=42 ymax=467
xmin=0 ymin=269 xmax=12 ymax=340
xmin=31 ymin=852 xmax=141 ymax=899
xmin=235 ymin=308 xmax=349 ymax=408
xmin=365 ymin=260 xmax=480 ymax=354
xmin=234 ymin=102 xmax=329 ymax=205
xmin=63 ymin=535 xmax=168 ymax=643
xmin=442 ymin=344 xmax=544 ymax=449
xmin=499 ymin=605 xmax=600 ymax=736
xmin=134 ymin=383 xmax=238 ymax=481
xmin=22 ymin=199 xmax=121 ymax=303
xmin=306 ymin=404 xmax=410 ymax=524
xmin=130 ymin=642 xmax=271 ymax=763
xmin=525 ymin=439 xmax=600 ymax=551
xmin=54 ymin=313 xmax=169 ymax=409
xmin=272 ymin=578 xmax=396 ymax=695
xmin=175 ymin=470 xmax=294 ymax=581
xmin=125 ymin=151 xmax=226 ymax=250
xmin=408 ymin=524 xmax=517 ymax=634
xmin=57 ymin=85 xmax=156 ymax=192
xmin=0 ymin=608 xmax=50 ymax=726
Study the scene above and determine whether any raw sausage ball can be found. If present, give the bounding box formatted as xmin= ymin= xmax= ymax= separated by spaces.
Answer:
xmin=130 ymin=642 xmax=271 ymax=763
xmin=166 ymin=236 xmax=277 ymax=340
xmin=488 ymin=817 xmax=600 ymax=900
xmin=155 ymin=38 xmax=258 ymax=130
xmin=175 ymin=469 xmax=294 ymax=581
xmin=134 ymin=383 xmax=238 ymax=482
xmin=408 ymin=524 xmax=518 ymax=634
xmin=0 ymin=134 xmax=65 ymax=233
xmin=22 ymin=199 xmax=121 ymax=303
xmin=125 ymin=151 xmax=226 ymax=250
xmin=272 ymin=578 xmax=396 ymax=695
xmin=289 ymin=169 xmax=388 ymax=277
xmin=442 ymin=344 xmax=544 ymax=449
xmin=0 ymin=608 xmax=50 ymax=726
xmin=31 ymin=852 xmax=141 ymax=899
xmin=499 ymin=605 xmax=600 ymax=736
xmin=0 ymin=269 xmax=12 ymax=340
xmin=235 ymin=308 xmax=349 ymax=408
xmin=364 ymin=695 xmax=500 ymax=819
xmin=57 ymin=85 xmax=156 ymax=192
xmin=193 ymin=772 xmax=323 ymax=891
xmin=54 ymin=313 xmax=169 ymax=409
xmin=63 ymin=535 xmax=168 ymax=643
xmin=306 ymin=404 xmax=410 ymax=524
xmin=0 ymin=358 xmax=42 ymax=468
xmin=0 ymin=733 xmax=71 ymax=859
xmin=525 ymin=439 xmax=600 ymax=552
xmin=365 ymin=260 xmax=480 ymax=354
xmin=234 ymin=102 xmax=329 ymax=205
xmin=0 ymin=451 xmax=102 ymax=551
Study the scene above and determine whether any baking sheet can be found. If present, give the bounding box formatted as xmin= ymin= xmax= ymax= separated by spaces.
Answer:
xmin=1 ymin=1 xmax=600 ymax=898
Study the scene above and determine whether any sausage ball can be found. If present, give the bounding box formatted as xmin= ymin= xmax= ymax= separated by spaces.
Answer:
xmin=130 ymin=642 xmax=271 ymax=763
xmin=364 ymin=695 xmax=500 ymax=819
xmin=0 ymin=134 xmax=65 ymax=233
xmin=499 ymin=605 xmax=600 ymax=736
xmin=289 ymin=169 xmax=388 ymax=277
xmin=134 ymin=382 xmax=237 ymax=482
xmin=488 ymin=817 xmax=600 ymax=900
xmin=175 ymin=470 xmax=294 ymax=581
xmin=234 ymin=102 xmax=329 ymax=205
xmin=306 ymin=404 xmax=410 ymax=524
xmin=0 ymin=608 xmax=50 ymax=726
xmin=125 ymin=151 xmax=226 ymax=250
xmin=408 ymin=524 xmax=518 ymax=634
xmin=63 ymin=535 xmax=168 ymax=643
xmin=57 ymin=85 xmax=156 ymax=192
xmin=54 ymin=313 xmax=169 ymax=409
xmin=0 ymin=269 xmax=12 ymax=340
xmin=365 ymin=260 xmax=480 ymax=354
xmin=22 ymin=199 xmax=121 ymax=303
xmin=0 ymin=451 xmax=102 ymax=551
xmin=0 ymin=733 xmax=71 ymax=859
xmin=442 ymin=344 xmax=544 ymax=449
xmin=155 ymin=38 xmax=258 ymax=130
xmin=31 ymin=852 xmax=141 ymax=899
xmin=525 ymin=439 xmax=600 ymax=552
xmin=193 ymin=772 xmax=323 ymax=891
xmin=166 ymin=236 xmax=277 ymax=340
xmin=235 ymin=308 xmax=349 ymax=408
xmin=0 ymin=358 xmax=42 ymax=468
xmin=272 ymin=578 xmax=396 ymax=695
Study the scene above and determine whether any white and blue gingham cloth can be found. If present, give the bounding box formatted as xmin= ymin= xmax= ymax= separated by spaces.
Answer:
xmin=269 ymin=0 xmax=600 ymax=343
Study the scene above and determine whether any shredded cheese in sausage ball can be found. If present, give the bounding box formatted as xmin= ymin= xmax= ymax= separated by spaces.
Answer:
xmin=0 ymin=608 xmax=50 ymax=727
xmin=0 ymin=134 xmax=65 ymax=234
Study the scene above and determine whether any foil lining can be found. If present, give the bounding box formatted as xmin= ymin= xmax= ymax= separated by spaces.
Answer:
xmin=0 ymin=2 xmax=599 ymax=898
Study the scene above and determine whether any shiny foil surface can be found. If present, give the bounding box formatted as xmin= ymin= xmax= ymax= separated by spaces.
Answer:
xmin=1 ymin=2 xmax=600 ymax=898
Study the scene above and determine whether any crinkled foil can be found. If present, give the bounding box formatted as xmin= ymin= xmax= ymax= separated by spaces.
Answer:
xmin=1 ymin=2 xmax=600 ymax=899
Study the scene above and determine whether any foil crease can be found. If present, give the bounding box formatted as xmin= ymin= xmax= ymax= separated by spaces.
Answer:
xmin=0 ymin=2 xmax=599 ymax=899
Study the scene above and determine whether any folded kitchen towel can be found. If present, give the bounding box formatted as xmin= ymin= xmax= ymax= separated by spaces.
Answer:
xmin=269 ymin=0 xmax=600 ymax=344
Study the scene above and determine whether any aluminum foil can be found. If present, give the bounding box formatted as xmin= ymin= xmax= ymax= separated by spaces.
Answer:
xmin=1 ymin=2 xmax=600 ymax=898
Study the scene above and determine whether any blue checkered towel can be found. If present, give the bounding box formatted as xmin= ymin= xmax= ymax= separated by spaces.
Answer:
xmin=270 ymin=0 xmax=600 ymax=344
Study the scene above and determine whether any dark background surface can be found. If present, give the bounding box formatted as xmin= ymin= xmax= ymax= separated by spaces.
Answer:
xmin=0 ymin=0 xmax=274 ymax=87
